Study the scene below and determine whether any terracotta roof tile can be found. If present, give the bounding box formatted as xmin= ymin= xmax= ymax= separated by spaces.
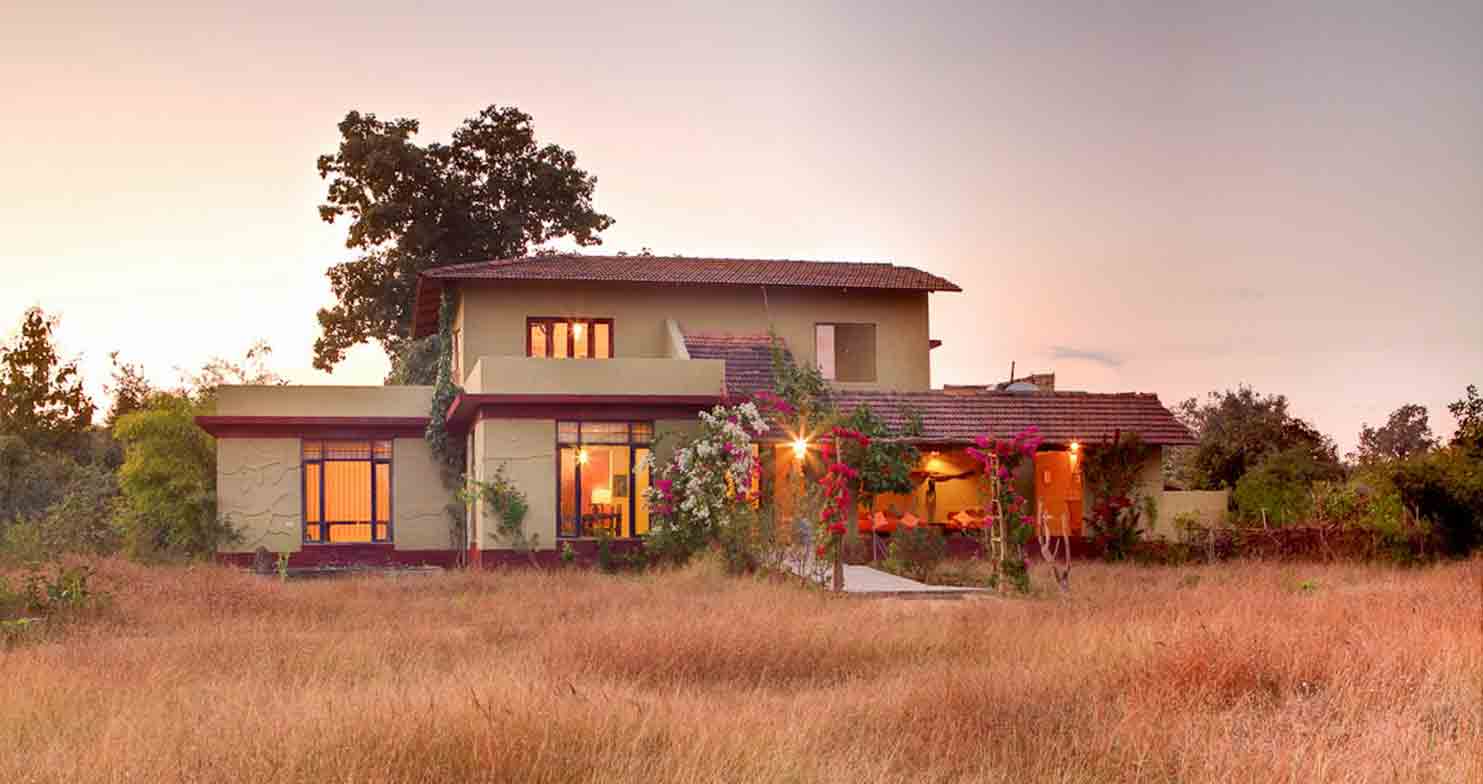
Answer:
xmin=682 ymin=333 xmax=786 ymax=399
xmin=412 ymin=255 xmax=959 ymax=337
xmin=829 ymin=390 xmax=1198 ymax=447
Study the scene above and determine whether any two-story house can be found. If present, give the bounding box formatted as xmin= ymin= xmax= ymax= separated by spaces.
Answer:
xmin=198 ymin=255 xmax=1196 ymax=568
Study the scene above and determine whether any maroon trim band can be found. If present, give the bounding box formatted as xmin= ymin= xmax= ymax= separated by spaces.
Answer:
xmin=446 ymin=393 xmax=721 ymax=431
xmin=196 ymin=416 xmax=429 ymax=438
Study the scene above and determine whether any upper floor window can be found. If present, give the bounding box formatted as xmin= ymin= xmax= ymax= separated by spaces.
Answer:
xmin=815 ymin=323 xmax=877 ymax=382
xmin=527 ymin=317 xmax=613 ymax=359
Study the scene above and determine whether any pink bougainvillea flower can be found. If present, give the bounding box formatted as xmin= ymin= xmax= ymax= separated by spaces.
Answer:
xmin=827 ymin=523 xmax=847 ymax=535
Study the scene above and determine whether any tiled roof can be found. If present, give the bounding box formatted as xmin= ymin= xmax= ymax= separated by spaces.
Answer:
xmin=682 ymin=333 xmax=785 ymax=399
xmin=828 ymin=390 xmax=1197 ymax=447
xmin=412 ymin=255 xmax=960 ymax=337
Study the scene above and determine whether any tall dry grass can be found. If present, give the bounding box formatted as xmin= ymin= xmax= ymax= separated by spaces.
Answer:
xmin=2 ymin=557 xmax=1479 ymax=783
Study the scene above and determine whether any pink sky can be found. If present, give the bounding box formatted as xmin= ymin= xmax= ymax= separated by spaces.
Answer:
xmin=3 ymin=2 xmax=1480 ymax=453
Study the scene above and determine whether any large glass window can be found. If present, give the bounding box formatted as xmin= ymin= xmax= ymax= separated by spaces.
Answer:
xmin=557 ymin=422 xmax=653 ymax=538
xmin=528 ymin=317 xmax=613 ymax=359
xmin=302 ymin=440 xmax=392 ymax=544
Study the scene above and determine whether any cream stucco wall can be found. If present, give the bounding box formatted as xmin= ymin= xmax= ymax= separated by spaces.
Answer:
xmin=392 ymin=437 xmax=455 ymax=550
xmin=212 ymin=386 xmax=453 ymax=554
xmin=467 ymin=356 xmax=726 ymax=397
xmin=455 ymin=281 xmax=934 ymax=392
xmin=218 ymin=438 xmax=302 ymax=554
xmin=216 ymin=385 xmax=434 ymax=417
xmin=1158 ymin=490 xmax=1230 ymax=538
xmin=215 ymin=436 xmax=455 ymax=554
xmin=475 ymin=418 xmax=558 ymax=550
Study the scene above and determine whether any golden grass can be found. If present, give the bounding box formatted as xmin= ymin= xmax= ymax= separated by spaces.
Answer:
xmin=3 ymin=557 xmax=1480 ymax=783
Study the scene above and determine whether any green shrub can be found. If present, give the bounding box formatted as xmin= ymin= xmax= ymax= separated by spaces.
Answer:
xmin=1392 ymin=448 xmax=1483 ymax=556
xmin=113 ymin=394 xmax=235 ymax=558
xmin=883 ymin=526 xmax=947 ymax=582
xmin=1 ymin=463 xmax=120 ymax=561
xmin=1233 ymin=446 xmax=1341 ymax=525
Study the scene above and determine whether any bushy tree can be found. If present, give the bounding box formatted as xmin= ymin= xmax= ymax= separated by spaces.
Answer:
xmin=312 ymin=105 xmax=614 ymax=379
xmin=1353 ymin=403 xmax=1436 ymax=464
xmin=0 ymin=435 xmax=82 ymax=523
xmin=1171 ymin=386 xmax=1340 ymax=489
xmin=1 ymin=463 xmax=119 ymax=561
xmin=110 ymin=343 xmax=280 ymax=559
xmin=1233 ymin=445 xmax=1346 ymax=525
xmin=112 ymin=393 xmax=232 ymax=558
xmin=1448 ymin=384 xmax=1482 ymax=455
xmin=1391 ymin=448 xmax=1483 ymax=556
xmin=0 ymin=307 xmax=95 ymax=453
xmin=103 ymin=351 xmax=155 ymax=430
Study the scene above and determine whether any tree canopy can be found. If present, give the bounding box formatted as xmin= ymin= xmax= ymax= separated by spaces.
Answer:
xmin=0 ymin=306 xmax=95 ymax=452
xmin=1447 ymin=384 xmax=1482 ymax=455
xmin=313 ymin=105 xmax=614 ymax=380
xmin=1353 ymin=403 xmax=1437 ymax=464
xmin=1171 ymin=386 xmax=1340 ymax=489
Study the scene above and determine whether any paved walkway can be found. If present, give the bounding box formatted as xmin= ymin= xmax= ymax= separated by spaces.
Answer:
xmin=838 ymin=564 xmax=985 ymax=597
xmin=783 ymin=552 xmax=985 ymax=597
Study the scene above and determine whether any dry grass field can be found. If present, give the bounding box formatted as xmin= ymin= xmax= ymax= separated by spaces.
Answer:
xmin=3 ymin=556 xmax=1480 ymax=783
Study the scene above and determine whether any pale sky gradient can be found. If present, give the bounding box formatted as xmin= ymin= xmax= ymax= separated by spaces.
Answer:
xmin=3 ymin=1 xmax=1480 ymax=453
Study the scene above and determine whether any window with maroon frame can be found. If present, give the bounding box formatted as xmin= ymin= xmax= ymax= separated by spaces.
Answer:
xmin=527 ymin=317 xmax=613 ymax=359
xmin=302 ymin=440 xmax=392 ymax=544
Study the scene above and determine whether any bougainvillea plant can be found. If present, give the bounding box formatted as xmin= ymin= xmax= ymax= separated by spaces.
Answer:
xmin=965 ymin=426 xmax=1042 ymax=592
xmin=640 ymin=401 xmax=771 ymax=563
xmin=815 ymin=426 xmax=871 ymax=563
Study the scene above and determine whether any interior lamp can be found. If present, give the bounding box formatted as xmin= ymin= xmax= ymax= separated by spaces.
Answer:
xmin=577 ymin=448 xmax=589 ymax=465
xmin=591 ymin=488 xmax=612 ymax=506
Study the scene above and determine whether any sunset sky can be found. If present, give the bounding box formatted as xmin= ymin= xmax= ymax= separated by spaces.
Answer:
xmin=3 ymin=1 xmax=1479 ymax=452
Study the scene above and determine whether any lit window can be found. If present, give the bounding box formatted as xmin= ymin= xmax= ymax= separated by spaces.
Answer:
xmin=302 ymin=439 xmax=392 ymax=544
xmin=527 ymin=318 xmax=614 ymax=359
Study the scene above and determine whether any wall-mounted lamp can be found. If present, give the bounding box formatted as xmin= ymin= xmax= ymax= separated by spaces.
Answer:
xmin=577 ymin=448 xmax=590 ymax=465
xmin=1069 ymin=441 xmax=1080 ymax=454
xmin=792 ymin=437 xmax=808 ymax=460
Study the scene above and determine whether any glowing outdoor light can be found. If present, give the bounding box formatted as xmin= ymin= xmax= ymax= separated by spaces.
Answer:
xmin=792 ymin=437 xmax=808 ymax=460
xmin=578 ymin=448 xmax=590 ymax=465
xmin=1069 ymin=441 xmax=1080 ymax=454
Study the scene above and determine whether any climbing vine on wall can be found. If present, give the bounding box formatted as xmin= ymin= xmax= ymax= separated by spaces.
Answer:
xmin=423 ymin=289 xmax=467 ymax=557
xmin=425 ymin=289 xmax=465 ymax=475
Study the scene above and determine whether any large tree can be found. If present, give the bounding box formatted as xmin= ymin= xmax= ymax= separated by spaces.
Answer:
xmin=1171 ymin=386 xmax=1341 ymax=489
xmin=313 ymin=105 xmax=614 ymax=380
xmin=0 ymin=306 xmax=95 ymax=452
xmin=1352 ymin=403 xmax=1437 ymax=464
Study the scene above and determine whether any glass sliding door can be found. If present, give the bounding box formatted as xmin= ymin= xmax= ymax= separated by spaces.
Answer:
xmin=556 ymin=422 xmax=653 ymax=538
